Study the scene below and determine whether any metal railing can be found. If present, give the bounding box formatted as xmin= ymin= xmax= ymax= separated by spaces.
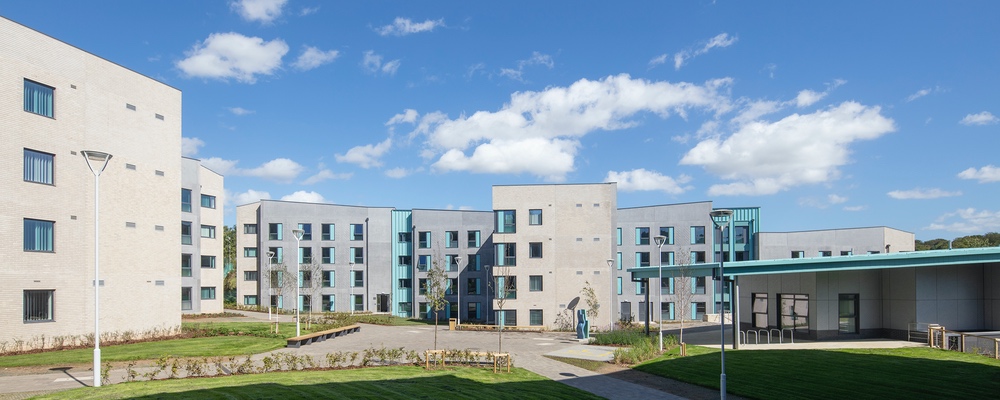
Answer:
xmin=928 ymin=325 xmax=1000 ymax=359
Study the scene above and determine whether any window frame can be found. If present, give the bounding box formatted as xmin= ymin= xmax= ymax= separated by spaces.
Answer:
xmin=321 ymin=223 xmax=335 ymax=240
xmin=200 ymin=224 xmax=216 ymax=239
xmin=244 ymin=224 xmax=258 ymax=234
xmin=23 ymin=218 xmax=55 ymax=252
xmin=200 ymin=287 xmax=216 ymax=300
xmin=200 ymin=194 xmax=216 ymax=209
xmin=529 ymin=275 xmax=543 ymax=291
xmin=350 ymin=223 xmax=364 ymax=241
xmin=528 ymin=209 xmax=542 ymax=225
xmin=24 ymin=79 xmax=54 ymax=118
xmin=298 ymin=223 xmax=312 ymax=240
xmin=200 ymin=255 xmax=216 ymax=269
xmin=529 ymin=242 xmax=543 ymax=258
xmin=23 ymin=148 xmax=55 ymax=185
xmin=418 ymin=231 xmax=431 ymax=248
xmin=181 ymin=189 xmax=192 ymax=213
xmin=23 ymin=289 xmax=55 ymax=322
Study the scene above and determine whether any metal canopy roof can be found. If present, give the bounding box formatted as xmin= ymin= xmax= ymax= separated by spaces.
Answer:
xmin=627 ymin=246 xmax=1000 ymax=280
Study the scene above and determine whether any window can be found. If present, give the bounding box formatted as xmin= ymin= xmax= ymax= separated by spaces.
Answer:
xmin=636 ymin=227 xmax=650 ymax=245
xmin=442 ymin=231 xmax=457 ymax=248
xmin=322 ymin=247 xmax=335 ymax=264
xmin=497 ymin=310 xmax=517 ymax=326
xmin=351 ymin=247 xmax=364 ymax=264
xmin=841 ymin=250 xmax=853 ymax=256
xmin=468 ymin=254 xmax=480 ymax=271
xmin=352 ymin=270 xmax=364 ymax=287
xmin=692 ymin=251 xmax=706 ymax=263
xmin=659 ymin=227 xmax=674 ymax=245
xmin=839 ymin=294 xmax=859 ymax=334
xmin=694 ymin=277 xmax=706 ymax=294
xmin=398 ymin=255 xmax=412 ymax=266
xmin=180 ymin=222 xmax=193 ymax=245
xmin=779 ymin=293 xmax=810 ymax=332
xmin=496 ymin=243 xmax=516 ymax=266
xmin=243 ymin=247 xmax=258 ymax=257
xmin=467 ymin=278 xmax=481 ymax=295
xmin=299 ymin=247 xmax=313 ymax=264
xmin=23 ymin=149 xmax=54 ymax=185
xmin=24 ymin=218 xmax=54 ymax=252
xmin=24 ymin=79 xmax=54 ymax=117
xmin=496 ymin=276 xmax=516 ymax=299
xmin=244 ymin=271 xmax=258 ymax=281
xmin=322 ymin=295 xmax=335 ymax=312
xmin=691 ymin=226 xmax=706 ymax=244
xmin=446 ymin=254 xmax=459 ymax=271
xmin=418 ymin=231 xmax=431 ymax=248
xmin=181 ymin=189 xmax=192 ymax=212
xmin=530 ymin=309 xmax=543 ymax=326
xmin=322 ymin=223 xmax=335 ymax=240
xmin=181 ymin=254 xmax=192 ymax=277
xmin=467 ymin=231 xmax=480 ymax=247
xmin=418 ymin=279 xmax=429 ymax=295
xmin=269 ymin=247 xmax=283 ymax=263
xmin=635 ymin=252 xmax=650 ymax=267
xmin=819 ymin=251 xmax=832 ymax=257
xmin=24 ymin=290 xmax=54 ymax=322
xmin=636 ymin=281 xmax=645 ymax=295
xmin=446 ymin=278 xmax=458 ymax=295
xmin=201 ymin=255 xmax=216 ymax=269
xmin=181 ymin=288 xmax=193 ymax=310
xmin=661 ymin=276 xmax=673 ymax=295
xmin=200 ymin=194 xmax=216 ymax=209
xmin=791 ymin=251 xmax=805 ymax=259
xmin=662 ymin=302 xmax=674 ymax=321
xmin=417 ymin=255 xmax=431 ymax=271
xmin=752 ymin=293 xmax=768 ymax=328
xmin=268 ymin=223 xmax=282 ymax=240
xmin=529 ymin=209 xmax=542 ymax=225
xmin=350 ymin=223 xmax=363 ymax=241
xmin=298 ymin=223 xmax=312 ymax=240
xmin=299 ymin=271 xmax=312 ymax=288
xmin=399 ymin=278 xmax=412 ymax=288
xmin=529 ymin=275 xmax=543 ymax=291
xmin=661 ymin=251 xmax=674 ymax=266
xmin=200 ymin=286 xmax=216 ymax=300
xmin=495 ymin=210 xmax=516 ymax=233
xmin=694 ymin=302 xmax=706 ymax=320
xmin=244 ymin=224 xmax=258 ymax=234
xmin=244 ymin=295 xmax=258 ymax=306
xmin=270 ymin=271 xmax=283 ymax=289
xmin=398 ymin=232 xmax=411 ymax=242
xmin=616 ymin=252 xmax=622 ymax=270
xmin=734 ymin=226 xmax=749 ymax=244
xmin=322 ymin=271 xmax=335 ymax=287
xmin=353 ymin=295 xmax=363 ymax=311
xmin=271 ymin=295 xmax=282 ymax=308
xmin=201 ymin=225 xmax=216 ymax=238
xmin=467 ymin=302 xmax=480 ymax=321
xmin=529 ymin=242 xmax=543 ymax=258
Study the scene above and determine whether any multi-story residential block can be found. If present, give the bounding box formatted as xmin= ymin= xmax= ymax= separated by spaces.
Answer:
xmin=2 ymin=16 xmax=185 ymax=345
xmin=236 ymin=200 xmax=392 ymax=314
xmin=756 ymin=227 xmax=914 ymax=259
xmin=181 ymin=157 xmax=225 ymax=314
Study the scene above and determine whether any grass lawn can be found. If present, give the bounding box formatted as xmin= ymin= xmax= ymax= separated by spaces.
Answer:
xmin=635 ymin=346 xmax=1000 ymax=399
xmin=32 ymin=366 xmax=603 ymax=400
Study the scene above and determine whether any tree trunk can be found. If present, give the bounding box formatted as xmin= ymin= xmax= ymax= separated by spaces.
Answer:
xmin=434 ymin=314 xmax=439 ymax=350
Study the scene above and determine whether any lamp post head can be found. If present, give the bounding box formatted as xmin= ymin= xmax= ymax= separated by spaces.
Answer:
xmin=654 ymin=235 xmax=666 ymax=247
xmin=710 ymin=209 xmax=734 ymax=230
xmin=81 ymin=150 xmax=113 ymax=177
xmin=606 ymin=259 xmax=614 ymax=269
xmin=292 ymin=229 xmax=305 ymax=241
xmin=455 ymin=256 xmax=463 ymax=265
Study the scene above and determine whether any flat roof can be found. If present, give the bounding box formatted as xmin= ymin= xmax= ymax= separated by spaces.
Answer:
xmin=627 ymin=247 xmax=1000 ymax=279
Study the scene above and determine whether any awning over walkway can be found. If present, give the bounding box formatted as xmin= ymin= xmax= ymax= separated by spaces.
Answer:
xmin=627 ymin=246 xmax=1000 ymax=280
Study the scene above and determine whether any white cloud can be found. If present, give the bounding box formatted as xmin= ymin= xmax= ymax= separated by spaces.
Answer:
xmin=795 ymin=90 xmax=826 ymax=108
xmin=299 ymin=6 xmax=319 ymax=16
xmin=958 ymin=165 xmax=1000 ymax=183
xmin=674 ymin=33 xmax=737 ymax=70
xmin=292 ymin=46 xmax=339 ymax=70
xmin=843 ymin=205 xmax=867 ymax=212
xmin=410 ymin=74 xmax=732 ymax=181
xmin=228 ymin=107 xmax=255 ymax=116
xmin=181 ymin=137 xmax=205 ymax=157
xmin=176 ymin=32 xmax=288 ymax=83
xmin=887 ymin=188 xmax=962 ymax=199
xmin=231 ymin=189 xmax=271 ymax=206
xmin=604 ymin=169 xmax=692 ymax=195
xmin=385 ymin=167 xmax=413 ymax=178
xmin=960 ymin=111 xmax=999 ymax=126
xmin=648 ymin=54 xmax=668 ymax=68
xmin=336 ymin=138 xmax=393 ymax=168
xmin=906 ymin=88 xmax=931 ymax=102
xmin=361 ymin=51 xmax=401 ymax=76
xmin=681 ymin=101 xmax=896 ymax=196
xmin=499 ymin=52 xmax=555 ymax=82
xmin=230 ymin=0 xmax=287 ymax=24
xmin=828 ymin=194 xmax=848 ymax=204
xmin=375 ymin=17 xmax=444 ymax=36
xmin=926 ymin=208 xmax=1000 ymax=233
xmin=200 ymin=157 xmax=304 ymax=182
xmin=280 ymin=190 xmax=326 ymax=203
xmin=301 ymin=169 xmax=352 ymax=184
xmin=387 ymin=109 xmax=419 ymax=125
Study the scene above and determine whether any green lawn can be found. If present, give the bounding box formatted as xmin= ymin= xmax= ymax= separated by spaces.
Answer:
xmin=635 ymin=346 xmax=1000 ymax=399
xmin=32 ymin=366 xmax=603 ymax=400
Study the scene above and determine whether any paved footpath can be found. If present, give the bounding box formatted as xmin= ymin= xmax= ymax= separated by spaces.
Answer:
xmin=0 ymin=320 xmax=685 ymax=400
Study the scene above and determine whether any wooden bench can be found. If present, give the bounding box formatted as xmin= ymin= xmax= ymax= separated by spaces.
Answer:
xmin=424 ymin=349 xmax=511 ymax=373
xmin=286 ymin=324 xmax=360 ymax=348
xmin=458 ymin=324 xmax=544 ymax=333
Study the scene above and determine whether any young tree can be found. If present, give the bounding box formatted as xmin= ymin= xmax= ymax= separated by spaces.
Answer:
xmin=671 ymin=250 xmax=695 ymax=355
xmin=425 ymin=257 xmax=448 ymax=350
xmin=489 ymin=265 xmax=514 ymax=352
xmin=300 ymin=258 xmax=324 ymax=329
xmin=581 ymin=281 xmax=600 ymax=327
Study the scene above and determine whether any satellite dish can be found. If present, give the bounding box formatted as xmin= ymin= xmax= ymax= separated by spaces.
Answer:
xmin=567 ymin=297 xmax=580 ymax=310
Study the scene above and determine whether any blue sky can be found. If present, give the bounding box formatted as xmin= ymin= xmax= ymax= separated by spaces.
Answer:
xmin=4 ymin=1 xmax=999 ymax=240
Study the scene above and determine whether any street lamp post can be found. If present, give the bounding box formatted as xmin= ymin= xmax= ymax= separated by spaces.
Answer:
xmin=292 ymin=229 xmax=305 ymax=337
xmin=654 ymin=235 xmax=667 ymax=352
xmin=455 ymin=256 xmax=463 ymax=326
xmin=607 ymin=259 xmax=614 ymax=331
xmin=349 ymin=262 xmax=355 ymax=315
xmin=82 ymin=150 xmax=112 ymax=387
xmin=710 ymin=209 xmax=733 ymax=400
xmin=266 ymin=251 xmax=275 ymax=321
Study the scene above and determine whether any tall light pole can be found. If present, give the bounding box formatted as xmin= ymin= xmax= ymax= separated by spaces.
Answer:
xmin=607 ymin=259 xmax=614 ymax=331
xmin=455 ymin=256 xmax=463 ymax=326
xmin=349 ymin=261 xmax=355 ymax=315
xmin=654 ymin=235 xmax=666 ymax=352
xmin=292 ymin=229 xmax=305 ymax=336
xmin=82 ymin=150 xmax=112 ymax=387
xmin=710 ymin=209 xmax=733 ymax=400
xmin=266 ymin=251 xmax=275 ymax=321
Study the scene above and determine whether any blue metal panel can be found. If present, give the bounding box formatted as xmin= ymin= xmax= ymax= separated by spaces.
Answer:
xmin=391 ymin=210 xmax=413 ymax=317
